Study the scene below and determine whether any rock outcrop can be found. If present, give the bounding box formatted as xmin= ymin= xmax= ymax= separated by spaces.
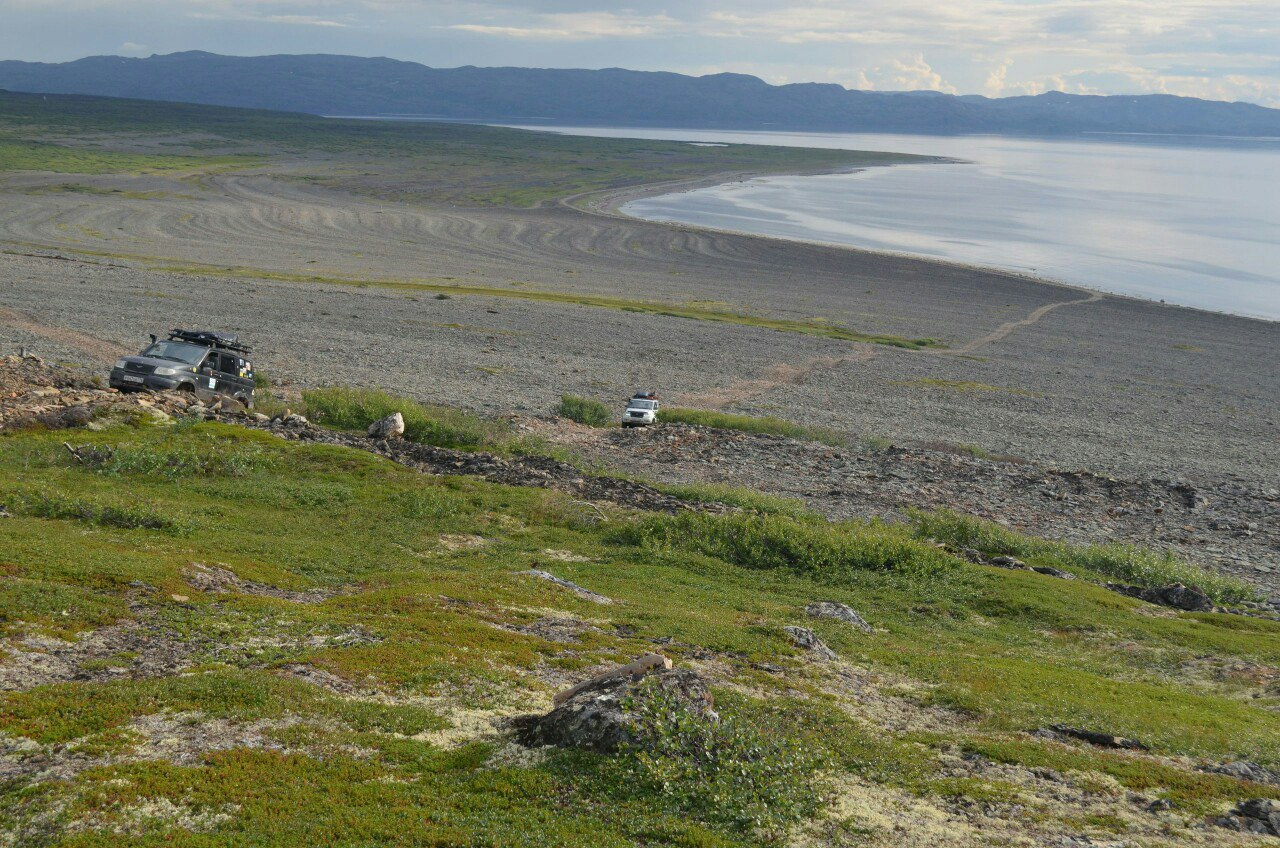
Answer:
xmin=523 ymin=569 xmax=613 ymax=604
xmin=1201 ymin=761 xmax=1280 ymax=786
xmin=1215 ymin=798 xmax=1280 ymax=835
xmin=1035 ymin=725 xmax=1148 ymax=751
xmin=784 ymin=625 xmax=837 ymax=661
xmin=513 ymin=663 xmax=714 ymax=753
xmin=806 ymin=600 xmax=873 ymax=633
xmin=1106 ymin=583 xmax=1214 ymax=612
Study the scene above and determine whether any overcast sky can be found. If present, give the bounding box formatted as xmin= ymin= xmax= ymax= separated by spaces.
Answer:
xmin=3 ymin=1 xmax=1278 ymax=106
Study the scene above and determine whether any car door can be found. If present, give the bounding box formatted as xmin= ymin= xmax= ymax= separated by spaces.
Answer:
xmin=199 ymin=351 xmax=231 ymax=396
xmin=216 ymin=352 xmax=243 ymax=398
xmin=225 ymin=353 xmax=252 ymax=400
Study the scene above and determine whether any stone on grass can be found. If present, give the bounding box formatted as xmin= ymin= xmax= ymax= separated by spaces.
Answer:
xmin=59 ymin=405 xmax=94 ymax=428
xmin=806 ymin=601 xmax=873 ymax=634
xmin=988 ymin=555 xmax=1027 ymax=569
xmin=784 ymin=625 xmax=837 ymax=661
xmin=1201 ymin=761 xmax=1280 ymax=786
xmin=1031 ymin=565 xmax=1076 ymax=579
xmin=523 ymin=569 xmax=612 ymax=604
xmin=1107 ymin=582 xmax=1214 ymax=612
xmin=1040 ymin=724 xmax=1147 ymax=750
xmin=513 ymin=665 xmax=713 ymax=753
xmin=367 ymin=412 xmax=405 ymax=439
xmin=1215 ymin=798 xmax=1280 ymax=835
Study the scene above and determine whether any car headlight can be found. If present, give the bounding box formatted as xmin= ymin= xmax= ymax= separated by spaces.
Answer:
xmin=114 ymin=360 xmax=128 ymax=370
xmin=153 ymin=366 xmax=178 ymax=376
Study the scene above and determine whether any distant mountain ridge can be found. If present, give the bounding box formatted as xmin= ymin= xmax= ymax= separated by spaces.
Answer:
xmin=3 ymin=51 xmax=1280 ymax=137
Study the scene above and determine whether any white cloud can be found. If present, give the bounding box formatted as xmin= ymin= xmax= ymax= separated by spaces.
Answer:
xmin=446 ymin=12 xmax=675 ymax=40
xmin=187 ymin=4 xmax=353 ymax=28
xmin=886 ymin=54 xmax=958 ymax=94
xmin=985 ymin=58 xmax=1013 ymax=95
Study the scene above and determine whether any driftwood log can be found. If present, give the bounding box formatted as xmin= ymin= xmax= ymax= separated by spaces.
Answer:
xmin=552 ymin=653 xmax=672 ymax=706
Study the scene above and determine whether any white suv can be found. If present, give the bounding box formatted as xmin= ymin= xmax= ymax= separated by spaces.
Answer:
xmin=623 ymin=393 xmax=660 ymax=427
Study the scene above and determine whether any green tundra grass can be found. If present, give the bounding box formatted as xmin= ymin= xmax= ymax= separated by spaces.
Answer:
xmin=0 ymin=415 xmax=1276 ymax=846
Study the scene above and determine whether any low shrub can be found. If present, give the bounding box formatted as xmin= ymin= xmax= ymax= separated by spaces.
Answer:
xmin=105 ymin=443 xmax=272 ymax=480
xmin=651 ymin=481 xmax=817 ymax=519
xmin=609 ymin=680 xmax=830 ymax=837
xmin=910 ymin=509 xmax=1256 ymax=604
xmin=301 ymin=387 xmax=506 ymax=450
xmin=251 ymin=390 xmax=290 ymax=420
xmin=3 ymin=488 xmax=188 ymax=534
xmin=659 ymin=407 xmax=847 ymax=447
xmin=555 ymin=394 xmax=613 ymax=427
xmin=616 ymin=511 xmax=956 ymax=584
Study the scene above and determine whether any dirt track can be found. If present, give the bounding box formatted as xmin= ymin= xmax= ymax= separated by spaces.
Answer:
xmin=1 ymin=166 xmax=1278 ymax=490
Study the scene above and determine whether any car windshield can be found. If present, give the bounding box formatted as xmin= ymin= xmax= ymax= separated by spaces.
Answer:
xmin=630 ymin=400 xmax=656 ymax=410
xmin=140 ymin=341 xmax=206 ymax=365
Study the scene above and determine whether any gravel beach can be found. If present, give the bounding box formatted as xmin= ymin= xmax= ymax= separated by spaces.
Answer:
xmin=2 ymin=166 xmax=1276 ymax=488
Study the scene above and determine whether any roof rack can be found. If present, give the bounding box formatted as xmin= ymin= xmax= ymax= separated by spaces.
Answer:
xmin=168 ymin=329 xmax=251 ymax=355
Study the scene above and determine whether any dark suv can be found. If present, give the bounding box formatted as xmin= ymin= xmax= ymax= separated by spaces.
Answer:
xmin=110 ymin=329 xmax=256 ymax=407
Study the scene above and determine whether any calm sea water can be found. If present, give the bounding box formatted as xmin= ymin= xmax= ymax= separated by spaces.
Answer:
xmin=517 ymin=126 xmax=1280 ymax=320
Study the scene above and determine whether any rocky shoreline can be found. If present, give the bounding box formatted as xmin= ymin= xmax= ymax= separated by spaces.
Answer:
xmin=520 ymin=417 xmax=1280 ymax=596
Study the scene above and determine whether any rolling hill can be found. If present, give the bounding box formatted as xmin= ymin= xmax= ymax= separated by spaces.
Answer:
xmin=3 ymin=50 xmax=1280 ymax=137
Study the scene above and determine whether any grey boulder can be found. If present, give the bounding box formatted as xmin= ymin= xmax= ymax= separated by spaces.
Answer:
xmin=513 ymin=667 xmax=714 ymax=753
xmin=806 ymin=601 xmax=873 ymax=634
xmin=784 ymin=625 xmax=837 ymax=661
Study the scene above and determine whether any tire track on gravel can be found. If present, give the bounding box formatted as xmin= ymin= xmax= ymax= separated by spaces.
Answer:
xmin=677 ymin=347 xmax=877 ymax=409
xmin=676 ymin=292 xmax=1102 ymax=410
xmin=941 ymin=293 xmax=1103 ymax=355
xmin=0 ymin=306 xmax=131 ymax=361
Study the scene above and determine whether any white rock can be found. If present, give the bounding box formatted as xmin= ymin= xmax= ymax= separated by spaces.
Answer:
xmin=367 ymin=411 xmax=405 ymax=439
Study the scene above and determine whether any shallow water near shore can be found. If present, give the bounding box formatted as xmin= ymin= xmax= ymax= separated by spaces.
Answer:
xmin=520 ymin=126 xmax=1280 ymax=320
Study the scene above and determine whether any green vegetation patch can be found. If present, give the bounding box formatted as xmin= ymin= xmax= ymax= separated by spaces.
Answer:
xmin=962 ymin=735 xmax=1264 ymax=814
xmin=890 ymin=377 xmax=1039 ymax=396
xmin=301 ymin=386 xmax=509 ymax=450
xmin=1 ymin=486 xmax=189 ymax=534
xmin=660 ymin=407 xmax=849 ymax=446
xmin=570 ymin=680 xmax=831 ymax=837
xmin=616 ymin=512 xmax=958 ymax=584
xmin=144 ymin=260 xmax=941 ymax=348
xmin=0 ymin=139 xmax=260 ymax=175
xmin=648 ymin=481 xmax=817 ymax=519
xmin=910 ymin=509 xmax=1255 ymax=604
xmin=555 ymin=394 xmax=613 ymax=427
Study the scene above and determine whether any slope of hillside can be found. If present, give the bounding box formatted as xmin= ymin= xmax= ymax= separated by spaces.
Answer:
xmin=3 ymin=51 xmax=1280 ymax=136
xmin=2 ymin=360 xmax=1280 ymax=846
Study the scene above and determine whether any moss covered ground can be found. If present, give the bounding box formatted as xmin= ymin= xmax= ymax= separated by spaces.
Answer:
xmin=1 ymin=417 xmax=1277 ymax=845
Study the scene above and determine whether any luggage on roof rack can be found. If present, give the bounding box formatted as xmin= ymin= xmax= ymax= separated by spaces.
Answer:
xmin=168 ymin=329 xmax=251 ymax=354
